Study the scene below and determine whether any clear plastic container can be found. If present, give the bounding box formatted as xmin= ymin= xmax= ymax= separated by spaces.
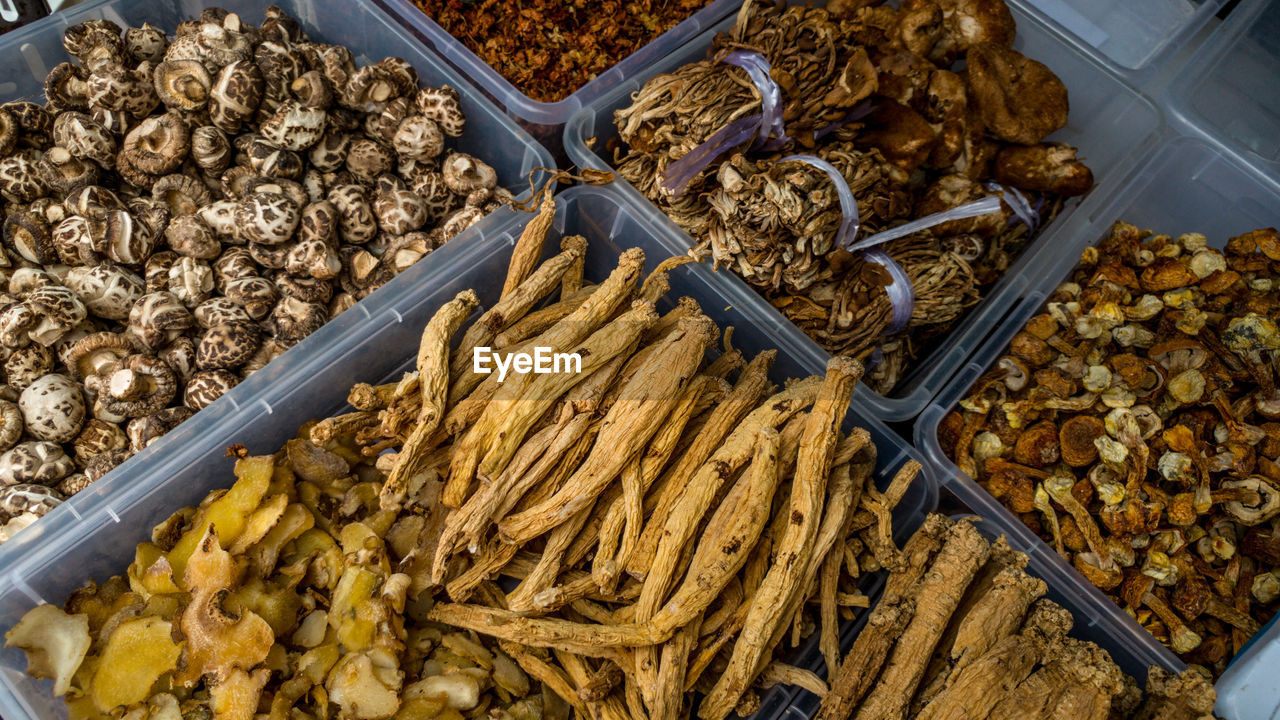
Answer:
xmin=0 ymin=184 xmax=937 ymax=720
xmin=1215 ymin=614 xmax=1280 ymax=720
xmin=779 ymin=508 xmax=1186 ymax=720
xmin=372 ymin=0 xmax=742 ymax=157
xmin=0 ymin=0 xmax=552 ymax=580
xmin=1013 ymin=0 xmax=1229 ymax=84
xmin=563 ymin=0 xmax=1162 ymax=422
xmin=914 ymin=135 xmax=1280 ymax=710
xmin=1165 ymin=0 xmax=1280 ymax=189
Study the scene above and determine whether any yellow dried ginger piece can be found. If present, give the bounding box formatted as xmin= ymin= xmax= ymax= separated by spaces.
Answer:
xmin=128 ymin=543 xmax=180 ymax=597
xmin=249 ymin=502 xmax=314 ymax=574
xmin=210 ymin=668 xmax=271 ymax=720
xmin=226 ymin=574 xmax=303 ymax=637
xmin=167 ymin=456 xmax=274 ymax=580
xmin=228 ymin=493 xmax=289 ymax=555
xmin=176 ymin=527 xmax=274 ymax=686
xmin=4 ymin=604 xmax=92 ymax=696
xmin=284 ymin=528 xmax=345 ymax=591
xmin=90 ymin=617 xmax=182 ymax=711
xmin=331 ymin=565 xmax=380 ymax=652
xmin=326 ymin=653 xmax=401 ymax=719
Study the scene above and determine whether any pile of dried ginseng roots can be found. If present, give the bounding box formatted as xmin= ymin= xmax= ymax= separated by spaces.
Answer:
xmin=612 ymin=0 xmax=1093 ymax=392
xmin=5 ymin=195 xmax=923 ymax=720
xmin=817 ymin=515 xmax=1222 ymax=720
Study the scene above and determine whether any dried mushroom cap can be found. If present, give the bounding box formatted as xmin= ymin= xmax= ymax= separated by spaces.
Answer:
xmin=931 ymin=0 xmax=1016 ymax=62
xmin=128 ymin=291 xmax=194 ymax=350
xmin=345 ymin=138 xmax=394 ymax=183
xmin=198 ymin=199 xmax=240 ymax=238
xmin=0 ymin=107 xmax=19 ymax=156
xmin=152 ymin=173 xmax=213 ymax=216
xmin=72 ymin=416 xmax=128 ymax=463
xmin=285 ymin=237 xmax=342 ymax=280
xmin=212 ymin=247 xmax=258 ymax=287
xmin=83 ymin=448 xmax=130 ymax=481
xmin=184 ymin=368 xmax=238 ymax=410
xmin=209 ymin=60 xmax=264 ymax=132
xmin=196 ymin=321 xmax=261 ymax=370
xmin=289 ymin=70 xmax=333 ymax=109
xmin=193 ymin=296 xmax=251 ymax=328
xmin=125 ymin=406 xmax=192 ymax=452
xmin=275 ymin=273 xmax=334 ymax=304
xmin=86 ymin=64 xmax=159 ymax=119
xmin=373 ymin=188 xmax=428 ymax=235
xmin=154 ymin=60 xmax=212 ymax=111
xmin=120 ymin=113 xmax=191 ymax=176
xmin=191 ymin=125 xmax=232 ymax=174
xmin=26 ymin=285 xmax=87 ymax=347
xmin=63 ymin=20 xmax=123 ymax=71
xmin=159 ymin=335 xmax=196 ymax=382
xmin=0 ymin=400 xmax=22 ymax=452
xmin=65 ymin=264 xmax=145 ymax=321
xmin=222 ymin=276 xmax=278 ymax=320
xmin=4 ymin=344 xmax=54 ymax=389
xmin=0 ymin=151 xmax=50 ymax=204
xmin=326 ymin=184 xmax=376 ymax=244
xmin=966 ymin=42 xmax=1068 ymax=145
xmin=144 ymin=250 xmax=180 ymax=292
xmin=259 ymin=101 xmax=327 ymax=151
xmin=102 ymin=208 xmax=157 ymax=265
xmin=4 ymin=209 xmax=57 ymax=265
xmin=93 ymin=354 xmax=177 ymax=419
xmin=164 ymin=213 xmax=221 ymax=259
xmin=268 ymin=296 xmax=326 ymax=348
xmin=124 ymin=22 xmax=168 ymax=64
xmin=37 ymin=146 xmax=100 ymax=194
xmin=45 ymin=62 xmax=90 ymax=112
xmin=52 ymin=112 xmax=116 ymax=168
xmin=416 ymin=86 xmax=465 ymax=137
xmin=0 ymin=483 xmax=62 ymax=517
xmin=18 ymin=374 xmax=85 ymax=443
xmin=0 ymin=441 xmax=75 ymax=486
xmin=993 ymin=143 xmax=1093 ymax=197
xmin=235 ymin=191 xmax=300 ymax=245
xmin=441 ymin=152 xmax=497 ymax=194
xmin=64 ymin=184 xmax=124 ymax=219
xmin=1221 ymin=477 xmax=1280 ymax=526
xmin=166 ymin=256 xmax=215 ymax=306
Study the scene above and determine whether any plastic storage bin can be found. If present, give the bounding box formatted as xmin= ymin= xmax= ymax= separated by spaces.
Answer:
xmin=778 ymin=508 xmax=1185 ymax=720
xmin=372 ymin=0 xmax=742 ymax=158
xmin=914 ymin=135 xmax=1280 ymax=711
xmin=0 ymin=184 xmax=937 ymax=720
xmin=564 ymin=0 xmax=1162 ymax=422
xmin=1015 ymin=0 xmax=1229 ymax=84
xmin=1165 ymin=0 xmax=1280 ymax=188
xmin=0 ymin=0 xmax=552 ymax=575
xmin=1215 ymin=614 xmax=1280 ymax=720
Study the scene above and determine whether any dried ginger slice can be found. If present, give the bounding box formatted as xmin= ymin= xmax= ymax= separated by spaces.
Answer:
xmin=700 ymin=357 xmax=862 ymax=720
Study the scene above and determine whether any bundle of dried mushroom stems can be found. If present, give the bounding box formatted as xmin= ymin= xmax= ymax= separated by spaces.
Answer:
xmin=613 ymin=0 xmax=1093 ymax=392
xmin=944 ymin=223 xmax=1280 ymax=678
xmin=5 ymin=204 xmax=925 ymax=720
xmin=0 ymin=7 xmax=510 ymax=542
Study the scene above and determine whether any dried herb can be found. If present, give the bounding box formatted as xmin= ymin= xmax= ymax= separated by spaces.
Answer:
xmin=612 ymin=0 xmax=1091 ymax=394
xmin=414 ymin=0 xmax=718 ymax=102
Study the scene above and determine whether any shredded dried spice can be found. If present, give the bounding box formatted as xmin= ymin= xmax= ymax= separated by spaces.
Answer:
xmin=414 ymin=0 xmax=718 ymax=102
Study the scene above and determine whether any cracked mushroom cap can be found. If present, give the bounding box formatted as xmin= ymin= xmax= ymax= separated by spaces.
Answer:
xmin=243 ymin=137 xmax=305 ymax=180
xmin=159 ymin=335 xmax=197 ymax=381
xmin=63 ymin=20 xmax=123 ymax=71
xmin=209 ymin=60 xmax=264 ymax=132
xmin=0 ymin=150 xmax=50 ymax=204
xmin=164 ymin=213 xmax=221 ymax=259
xmin=64 ymin=331 xmax=138 ymax=381
xmin=0 ymin=483 xmax=62 ymax=517
xmin=364 ymin=96 xmax=413 ymax=145
xmin=248 ymin=240 xmax=295 ymax=270
xmin=101 ymin=208 xmax=157 ymax=265
xmin=993 ymin=142 xmax=1094 ymax=197
xmin=191 ymin=125 xmax=232 ymax=174
xmin=126 ymin=406 xmax=194 ymax=452
xmin=96 ymin=354 xmax=177 ymax=419
xmin=0 ymin=441 xmax=75 ymax=486
xmin=373 ymin=188 xmax=428 ymax=235
xmin=285 ymin=238 xmax=342 ymax=281
xmin=212 ymin=247 xmax=257 ymax=288
xmin=128 ymin=291 xmax=194 ymax=350
xmin=259 ymin=101 xmax=327 ymax=152
xmin=4 ymin=208 xmax=56 ymax=265
xmin=222 ymin=276 xmax=279 ymax=320
xmin=63 ymin=184 xmax=124 ymax=220
xmin=268 ymin=296 xmax=326 ymax=348
xmin=326 ymin=184 xmax=376 ymax=244
xmin=415 ymin=86 xmax=465 ymax=137
xmin=143 ymin=250 xmax=180 ymax=293
xmin=120 ymin=113 xmax=191 ymax=177
xmin=151 ymin=173 xmax=213 ymax=216
xmin=18 ymin=374 xmax=85 ymax=444
xmin=930 ymin=0 xmax=1016 ymax=63
xmin=86 ymin=64 xmax=159 ymax=120
xmin=193 ymin=297 xmax=251 ymax=329
xmin=308 ymin=131 xmax=350 ymax=172
xmin=196 ymin=321 xmax=261 ymax=370
xmin=0 ymin=107 xmax=18 ymax=156
xmin=166 ymin=256 xmax=215 ymax=306
xmin=26 ymin=285 xmax=87 ymax=347
xmin=966 ymin=43 xmax=1068 ymax=145
xmin=36 ymin=147 xmax=100 ymax=195
xmin=64 ymin=264 xmax=145 ymax=321
xmin=52 ymin=113 xmax=116 ymax=169
xmin=197 ymin=199 xmax=240 ymax=239
xmin=344 ymin=138 xmax=394 ymax=184
xmin=44 ymin=62 xmax=90 ymax=112
xmin=441 ymin=152 xmax=497 ymax=194
xmin=4 ymin=344 xmax=53 ymax=389
xmin=235 ymin=191 xmax=300 ymax=245
xmin=124 ymin=22 xmax=168 ymax=64
xmin=71 ymin=417 xmax=127 ymax=464
xmin=0 ymin=399 xmax=22 ymax=452
xmin=184 ymin=368 xmax=239 ymax=410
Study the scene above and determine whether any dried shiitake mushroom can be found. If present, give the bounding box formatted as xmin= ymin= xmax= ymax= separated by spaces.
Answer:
xmin=0 ymin=5 xmax=510 ymax=545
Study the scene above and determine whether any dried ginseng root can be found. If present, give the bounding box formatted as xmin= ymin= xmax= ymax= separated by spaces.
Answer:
xmin=611 ymin=0 xmax=1093 ymax=393
xmin=942 ymin=222 xmax=1280 ymax=678
xmin=5 ymin=208 xmax=925 ymax=720
xmin=410 ymin=0 xmax=718 ymax=102
xmin=818 ymin=515 xmax=1224 ymax=720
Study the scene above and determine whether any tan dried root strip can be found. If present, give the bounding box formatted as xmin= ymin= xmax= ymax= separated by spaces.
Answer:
xmin=445 ymin=541 xmax=520 ymax=602
xmin=635 ymin=382 xmax=813 ymax=621
xmin=447 ymin=291 xmax=654 ymax=511
xmin=624 ymin=677 xmax=648 ymax=720
xmin=949 ymin=565 xmax=1045 ymax=671
xmin=500 ymin=316 xmax=717 ymax=544
xmin=555 ymin=651 xmax=634 ymax=720
xmin=699 ymin=357 xmax=862 ymax=720
xmin=704 ymin=349 xmax=745 ymax=380
xmin=651 ymin=614 xmax=702 ymax=720
xmin=380 ymin=372 xmax=423 ymax=438
xmin=504 ymin=191 xmax=558 ymax=299
xmin=628 ymin=351 xmax=776 ymax=578
xmin=500 ymin=641 xmax=589 ymax=717
xmin=820 ymin=462 xmax=866 ymax=675
xmin=452 ymin=235 xmax=588 ymax=380
xmin=561 ymin=241 xmax=586 ymax=301
xmin=428 ymin=603 xmax=654 ymax=654
xmin=348 ymin=381 xmax=398 ymax=410
xmin=756 ymin=662 xmax=828 ymax=698
xmin=593 ymin=375 xmax=714 ymax=591
xmin=883 ymin=513 xmax=951 ymax=601
xmin=700 ymin=578 xmax=743 ymax=637
xmin=381 ymin=290 xmax=479 ymax=510
xmin=850 ymin=520 xmax=992 ymax=720
xmin=495 ymin=285 xmax=597 ymax=348
xmin=507 ymin=502 xmax=596 ymax=612
xmin=855 ymin=460 xmax=922 ymax=570
xmin=309 ymin=411 xmax=377 ymax=445
xmin=815 ymin=598 xmax=915 ymax=720
xmin=640 ymin=255 xmax=696 ymax=303
xmin=646 ymin=427 xmax=782 ymax=639
xmin=915 ymin=630 xmax=1043 ymax=720
xmin=643 ymin=296 xmax=701 ymax=344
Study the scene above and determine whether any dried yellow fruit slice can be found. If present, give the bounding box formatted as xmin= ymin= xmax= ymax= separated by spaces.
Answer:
xmin=90 ymin=617 xmax=182 ymax=711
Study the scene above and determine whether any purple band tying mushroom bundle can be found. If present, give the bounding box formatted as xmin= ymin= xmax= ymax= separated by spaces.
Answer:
xmin=660 ymin=50 xmax=787 ymax=197
xmin=983 ymin=181 xmax=1039 ymax=232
